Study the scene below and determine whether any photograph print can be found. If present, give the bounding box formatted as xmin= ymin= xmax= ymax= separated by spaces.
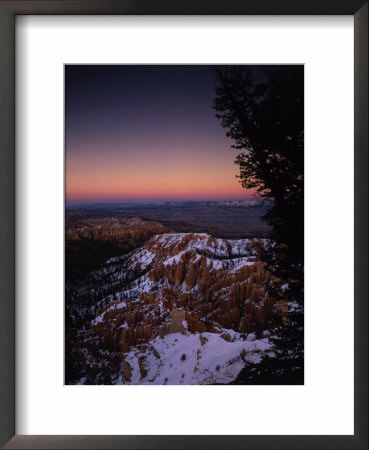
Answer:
xmin=65 ymin=65 xmax=304 ymax=385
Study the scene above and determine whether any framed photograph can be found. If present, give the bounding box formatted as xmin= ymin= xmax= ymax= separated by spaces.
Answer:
xmin=64 ymin=63 xmax=304 ymax=388
xmin=0 ymin=1 xmax=367 ymax=449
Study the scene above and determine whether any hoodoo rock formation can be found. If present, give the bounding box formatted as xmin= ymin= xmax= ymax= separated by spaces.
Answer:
xmin=66 ymin=224 xmax=290 ymax=384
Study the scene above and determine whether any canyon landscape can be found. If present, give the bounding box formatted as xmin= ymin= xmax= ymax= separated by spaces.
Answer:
xmin=65 ymin=64 xmax=304 ymax=384
xmin=66 ymin=211 xmax=288 ymax=385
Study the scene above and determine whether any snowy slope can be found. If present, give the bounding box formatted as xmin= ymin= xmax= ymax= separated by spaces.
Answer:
xmin=71 ymin=231 xmax=281 ymax=385
xmin=121 ymin=331 xmax=272 ymax=385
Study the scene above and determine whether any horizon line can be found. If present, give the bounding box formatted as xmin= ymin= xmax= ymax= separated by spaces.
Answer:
xmin=66 ymin=198 xmax=262 ymax=206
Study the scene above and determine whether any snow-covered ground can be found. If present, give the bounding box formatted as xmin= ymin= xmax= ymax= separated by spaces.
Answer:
xmin=120 ymin=331 xmax=272 ymax=385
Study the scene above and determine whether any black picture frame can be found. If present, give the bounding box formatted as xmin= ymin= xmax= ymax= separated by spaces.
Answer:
xmin=0 ymin=1 xmax=367 ymax=449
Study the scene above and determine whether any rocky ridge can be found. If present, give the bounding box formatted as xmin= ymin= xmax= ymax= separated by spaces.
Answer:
xmin=66 ymin=217 xmax=170 ymax=243
xmin=68 ymin=228 xmax=288 ymax=384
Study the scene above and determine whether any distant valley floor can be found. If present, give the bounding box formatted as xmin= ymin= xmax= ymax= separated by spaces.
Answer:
xmin=66 ymin=200 xmax=271 ymax=239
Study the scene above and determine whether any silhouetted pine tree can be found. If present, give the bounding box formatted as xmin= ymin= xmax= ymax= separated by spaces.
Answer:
xmin=214 ymin=65 xmax=304 ymax=384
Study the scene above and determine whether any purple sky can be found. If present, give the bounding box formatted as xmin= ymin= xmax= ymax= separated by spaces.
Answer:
xmin=65 ymin=65 xmax=256 ymax=203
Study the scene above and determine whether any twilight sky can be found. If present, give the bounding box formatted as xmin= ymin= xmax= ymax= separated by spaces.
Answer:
xmin=65 ymin=65 xmax=255 ymax=204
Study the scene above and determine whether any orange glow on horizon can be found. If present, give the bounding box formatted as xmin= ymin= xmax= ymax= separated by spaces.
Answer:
xmin=66 ymin=148 xmax=255 ymax=203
